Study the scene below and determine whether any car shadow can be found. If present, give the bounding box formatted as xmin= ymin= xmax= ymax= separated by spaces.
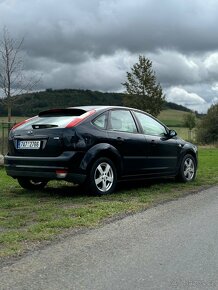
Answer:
xmin=17 ymin=178 xmax=176 ymax=199
xmin=16 ymin=183 xmax=87 ymax=199
xmin=45 ymin=178 xmax=175 ymax=198
xmin=43 ymin=183 xmax=88 ymax=198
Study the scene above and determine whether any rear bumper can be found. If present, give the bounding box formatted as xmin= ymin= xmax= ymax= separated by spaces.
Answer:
xmin=4 ymin=151 xmax=86 ymax=184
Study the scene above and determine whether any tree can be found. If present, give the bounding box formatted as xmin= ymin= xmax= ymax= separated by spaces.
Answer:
xmin=122 ymin=55 xmax=165 ymax=117
xmin=183 ymin=112 xmax=196 ymax=140
xmin=0 ymin=27 xmax=38 ymax=123
xmin=196 ymin=104 xmax=218 ymax=144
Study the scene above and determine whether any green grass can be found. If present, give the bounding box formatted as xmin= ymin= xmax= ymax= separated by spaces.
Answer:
xmin=0 ymin=147 xmax=218 ymax=260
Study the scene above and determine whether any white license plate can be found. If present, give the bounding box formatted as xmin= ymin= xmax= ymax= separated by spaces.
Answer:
xmin=18 ymin=140 xmax=41 ymax=149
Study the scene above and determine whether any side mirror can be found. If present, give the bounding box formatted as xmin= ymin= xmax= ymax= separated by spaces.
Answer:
xmin=168 ymin=129 xmax=177 ymax=138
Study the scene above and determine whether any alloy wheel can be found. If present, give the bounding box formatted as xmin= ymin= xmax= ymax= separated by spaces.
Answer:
xmin=94 ymin=162 xmax=114 ymax=193
xmin=183 ymin=157 xmax=195 ymax=181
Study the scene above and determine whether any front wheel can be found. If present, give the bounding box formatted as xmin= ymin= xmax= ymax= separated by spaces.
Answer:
xmin=88 ymin=157 xmax=117 ymax=195
xmin=177 ymin=154 xmax=196 ymax=182
xmin=17 ymin=178 xmax=48 ymax=190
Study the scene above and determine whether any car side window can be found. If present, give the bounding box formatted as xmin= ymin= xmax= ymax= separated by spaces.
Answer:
xmin=109 ymin=110 xmax=137 ymax=133
xmin=93 ymin=113 xmax=107 ymax=129
xmin=134 ymin=111 xmax=167 ymax=136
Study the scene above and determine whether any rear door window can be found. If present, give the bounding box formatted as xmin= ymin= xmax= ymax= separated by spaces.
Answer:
xmin=109 ymin=110 xmax=137 ymax=133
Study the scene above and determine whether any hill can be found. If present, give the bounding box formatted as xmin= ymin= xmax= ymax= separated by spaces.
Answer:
xmin=158 ymin=109 xmax=191 ymax=127
xmin=0 ymin=88 xmax=192 ymax=119
xmin=0 ymin=89 xmax=124 ymax=117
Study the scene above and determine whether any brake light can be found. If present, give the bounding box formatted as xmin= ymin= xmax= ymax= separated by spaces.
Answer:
xmin=66 ymin=109 xmax=96 ymax=128
xmin=12 ymin=116 xmax=37 ymax=130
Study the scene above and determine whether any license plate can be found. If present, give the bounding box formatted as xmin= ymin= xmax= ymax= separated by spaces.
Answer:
xmin=18 ymin=140 xmax=41 ymax=149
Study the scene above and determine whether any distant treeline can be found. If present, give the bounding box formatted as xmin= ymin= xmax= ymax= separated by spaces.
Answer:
xmin=164 ymin=102 xmax=191 ymax=112
xmin=0 ymin=88 xmax=193 ymax=116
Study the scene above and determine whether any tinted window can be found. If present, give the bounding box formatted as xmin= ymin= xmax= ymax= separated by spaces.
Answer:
xmin=16 ymin=116 xmax=79 ymax=130
xmin=93 ymin=113 xmax=107 ymax=129
xmin=134 ymin=111 xmax=167 ymax=136
xmin=109 ymin=110 xmax=137 ymax=133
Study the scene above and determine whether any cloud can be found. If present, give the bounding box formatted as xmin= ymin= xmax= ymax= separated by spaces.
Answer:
xmin=167 ymin=87 xmax=208 ymax=112
xmin=204 ymin=52 xmax=218 ymax=81
xmin=1 ymin=0 xmax=218 ymax=58
xmin=149 ymin=50 xmax=204 ymax=86
xmin=40 ymin=54 xmax=126 ymax=92
xmin=0 ymin=0 xmax=218 ymax=112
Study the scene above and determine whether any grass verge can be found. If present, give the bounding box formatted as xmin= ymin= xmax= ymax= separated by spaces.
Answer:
xmin=0 ymin=147 xmax=218 ymax=260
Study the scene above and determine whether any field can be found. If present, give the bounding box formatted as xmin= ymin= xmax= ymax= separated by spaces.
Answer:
xmin=158 ymin=109 xmax=190 ymax=127
xmin=0 ymin=147 xmax=218 ymax=260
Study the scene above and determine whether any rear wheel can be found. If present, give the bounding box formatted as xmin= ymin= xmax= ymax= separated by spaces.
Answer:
xmin=177 ymin=154 xmax=196 ymax=182
xmin=88 ymin=157 xmax=117 ymax=195
xmin=17 ymin=178 xmax=48 ymax=190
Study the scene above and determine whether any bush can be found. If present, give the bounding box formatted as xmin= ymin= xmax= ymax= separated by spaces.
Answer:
xmin=196 ymin=104 xmax=218 ymax=144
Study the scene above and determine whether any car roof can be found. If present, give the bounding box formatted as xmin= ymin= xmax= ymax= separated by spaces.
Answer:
xmin=67 ymin=105 xmax=112 ymax=111
xmin=38 ymin=106 xmax=132 ymax=117
xmin=69 ymin=106 xmax=168 ymax=129
xmin=38 ymin=105 xmax=168 ymax=129
xmin=67 ymin=105 xmax=137 ymax=112
xmin=66 ymin=105 xmax=152 ymax=116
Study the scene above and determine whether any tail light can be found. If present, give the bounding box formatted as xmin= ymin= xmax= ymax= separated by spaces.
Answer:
xmin=11 ymin=116 xmax=37 ymax=130
xmin=66 ymin=110 xmax=96 ymax=128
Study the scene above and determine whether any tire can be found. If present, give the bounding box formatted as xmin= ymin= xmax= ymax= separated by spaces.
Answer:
xmin=87 ymin=157 xmax=117 ymax=195
xmin=177 ymin=154 xmax=196 ymax=182
xmin=17 ymin=178 xmax=48 ymax=190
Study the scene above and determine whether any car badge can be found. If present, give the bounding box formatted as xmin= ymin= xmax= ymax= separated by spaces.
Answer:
xmin=27 ymin=130 xmax=33 ymax=135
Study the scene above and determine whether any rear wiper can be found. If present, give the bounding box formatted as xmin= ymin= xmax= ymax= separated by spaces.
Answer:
xmin=32 ymin=124 xmax=58 ymax=129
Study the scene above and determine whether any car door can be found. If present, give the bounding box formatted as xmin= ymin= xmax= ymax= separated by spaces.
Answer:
xmin=133 ymin=111 xmax=179 ymax=175
xmin=107 ymin=109 xmax=149 ymax=175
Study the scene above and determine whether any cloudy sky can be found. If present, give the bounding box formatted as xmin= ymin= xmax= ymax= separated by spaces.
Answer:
xmin=1 ymin=0 xmax=218 ymax=112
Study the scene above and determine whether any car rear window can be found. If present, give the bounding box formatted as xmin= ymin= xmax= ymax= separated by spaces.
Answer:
xmin=16 ymin=109 xmax=87 ymax=130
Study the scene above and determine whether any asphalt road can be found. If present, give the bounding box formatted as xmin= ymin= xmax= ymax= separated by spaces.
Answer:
xmin=1 ymin=186 xmax=218 ymax=290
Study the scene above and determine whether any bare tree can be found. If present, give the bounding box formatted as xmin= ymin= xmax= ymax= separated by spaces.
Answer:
xmin=0 ymin=27 xmax=38 ymax=122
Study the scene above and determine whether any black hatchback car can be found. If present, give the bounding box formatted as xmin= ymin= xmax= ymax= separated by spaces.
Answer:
xmin=4 ymin=106 xmax=198 ymax=195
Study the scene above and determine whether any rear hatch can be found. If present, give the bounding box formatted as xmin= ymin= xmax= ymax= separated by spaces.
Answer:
xmin=8 ymin=108 xmax=91 ymax=157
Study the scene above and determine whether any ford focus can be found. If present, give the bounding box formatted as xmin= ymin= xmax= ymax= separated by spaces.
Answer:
xmin=4 ymin=106 xmax=198 ymax=195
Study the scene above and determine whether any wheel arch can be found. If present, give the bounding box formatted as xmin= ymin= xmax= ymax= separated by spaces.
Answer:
xmin=79 ymin=143 xmax=123 ymax=178
xmin=182 ymin=149 xmax=198 ymax=166
xmin=177 ymin=147 xmax=198 ymax=174
xmin=176 ymin=150 xmax=197 ymax=182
